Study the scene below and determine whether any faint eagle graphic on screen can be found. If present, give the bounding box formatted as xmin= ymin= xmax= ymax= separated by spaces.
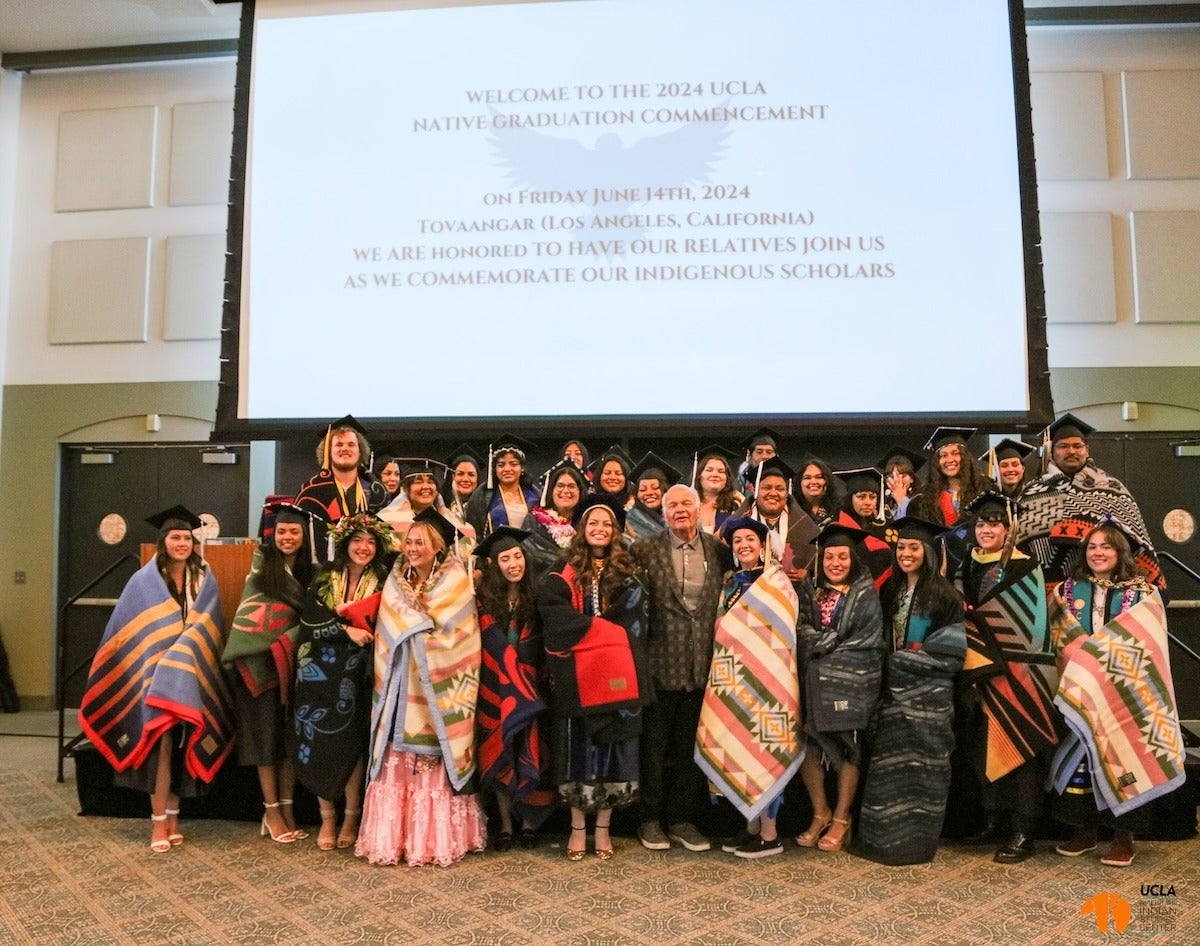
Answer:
xmin=487 ymin=111 xmax=731 ymax=248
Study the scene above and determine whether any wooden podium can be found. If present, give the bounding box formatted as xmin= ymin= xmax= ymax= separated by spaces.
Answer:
xmin=139 ymin=540 xmax=257 ymax=626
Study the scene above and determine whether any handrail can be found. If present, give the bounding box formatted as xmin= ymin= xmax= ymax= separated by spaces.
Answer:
xmin=57 ymin=554 xmax=138 ymax=782
xmin=1159 ymin=551 xmax=1200 ymax=591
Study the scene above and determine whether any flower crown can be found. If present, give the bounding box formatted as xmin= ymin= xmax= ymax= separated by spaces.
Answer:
xmin=326 ymin=512 xmax=394 ymax=551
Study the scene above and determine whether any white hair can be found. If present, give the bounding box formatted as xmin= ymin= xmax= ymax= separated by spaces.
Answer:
xmin=664 ymin=483 xmax=700 ymax=504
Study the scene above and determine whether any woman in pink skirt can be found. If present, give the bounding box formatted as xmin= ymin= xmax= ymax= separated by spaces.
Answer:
xmin=356 ymin=509 xmax=486 ymax=866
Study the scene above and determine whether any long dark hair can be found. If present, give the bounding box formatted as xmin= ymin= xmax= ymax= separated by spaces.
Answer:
xmin=564 ymin=509 xmax=637 ymax=607
xmin=880 ymin=538 xmax=962 ymax=622
xmin=477 ymin=550 xmax=538 ymax=628
xmin=1071 ymin=523 xmax=1142 ymax=584
xmin=155 ymin=529 xmax=205 ymax=598
xmin=795 ymin=457 xmax=841 ymax=519
xmin=916 ymin=442 xmax=988 ymax=524
xmin=258 ymin=535 xmax=314 ymax=609
xmin=441 ymin=456 xmax=481 ymax=507
xmin=814 ymin=542 xmax=868 ymax=588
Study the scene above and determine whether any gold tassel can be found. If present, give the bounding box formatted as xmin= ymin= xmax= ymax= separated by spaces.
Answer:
xmin=322 ymin=425 xmax=332 ymax=470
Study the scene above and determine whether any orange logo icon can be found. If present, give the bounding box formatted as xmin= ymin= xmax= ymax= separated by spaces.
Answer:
xmin=1079 ymin=892 xmax=1132 ymax=933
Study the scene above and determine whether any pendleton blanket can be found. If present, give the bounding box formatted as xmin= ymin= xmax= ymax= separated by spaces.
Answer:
xmin=1049 ymin=586 xmax=1184 ymax=816
xmin=695 ymin=564 xmax=802 ymax=820
xmin=855 ymin=609 xmax=966 ymax=866
xmin=220 ymin=548 xmax=301 ymax=706
xmin=477 ymin=608 xmax=554 ymax=826
xmin=292 ymin=569 xmax=380 ymax=800
xmin=1016 ymin=464 xmax=1164 ymax=589
xmin=959 ymin=551 xmax=1059 ymax=782
xmin=370 ymin=558 xmax=481 ymax=791
xmin=79 ymin=562 xmax=232 ymax=782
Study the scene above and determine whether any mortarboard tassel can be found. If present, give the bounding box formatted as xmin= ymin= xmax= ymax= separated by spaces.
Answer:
xmin=308 ymin=515 xmax=319 ymax=566
xmin=690 ymin=451 xmax=698 ymax=488
xmin=486 ymin=443 xmax=495 ymax=491
xmin=322 ymin=425 xmax=332 ymax=471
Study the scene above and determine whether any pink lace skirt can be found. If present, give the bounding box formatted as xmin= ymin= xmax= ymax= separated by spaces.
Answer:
xmin=356 ymin=748 xmax=487 ymax=867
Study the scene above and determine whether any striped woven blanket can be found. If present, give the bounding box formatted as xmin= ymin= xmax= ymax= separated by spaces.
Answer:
xmin=695 ymin=564 xmax=801 ymax=820
xmin=79 ymin=561 xmax=232 ymax=782
xmin=371 ymin=558 xmax=480 ymax=790
xmin=1050 ymin=589 xmax=1185 ymax=816
xmin=221 ymin=547 xmax=300 ymax=705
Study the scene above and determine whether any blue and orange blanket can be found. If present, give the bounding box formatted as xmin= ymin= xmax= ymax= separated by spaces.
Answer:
xmin=79 ymin=562 xmax=232 ymax=782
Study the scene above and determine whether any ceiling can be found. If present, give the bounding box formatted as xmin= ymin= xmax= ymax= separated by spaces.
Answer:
xmin=0 ymin=1 xmax=1195 ymax=57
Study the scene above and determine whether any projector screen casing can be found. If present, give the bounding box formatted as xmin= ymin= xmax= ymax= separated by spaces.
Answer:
xmin=216 ymin=0 xmax=1051 ymax=441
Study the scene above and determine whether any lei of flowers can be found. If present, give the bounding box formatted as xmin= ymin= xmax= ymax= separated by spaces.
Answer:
xmin=533 ymin=505 xmax=576 ymax=548
xmin=326 ymin=512 xmax=394 ymax=551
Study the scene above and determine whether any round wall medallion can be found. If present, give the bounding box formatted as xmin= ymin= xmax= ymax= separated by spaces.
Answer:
xmin=1162 ymin=508 xmax=1195 ymax=544
xmin=98 ymin=513 xmax=127 ymax=546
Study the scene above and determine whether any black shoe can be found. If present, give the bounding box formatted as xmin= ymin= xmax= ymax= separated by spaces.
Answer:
xmin=721 ymin=829 xmax=756 ymax=853
xmin=960 ymin=815 xmax=1002 ymax=846
xmin=993 ymin=833 xmax=1036 ymax=864
xmin=493 ymin=831 xmax=514 ymax=853
xmin=734 ymin=836 xmax=784 ymax=859
xmin=518 ymin=827 xmax=538 ymax=850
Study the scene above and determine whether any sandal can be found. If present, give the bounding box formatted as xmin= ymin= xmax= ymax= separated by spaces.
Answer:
xmin=593 ymin=816 xmax=613 ymax=861
xmin=337 ymin=808 xmax=361 ymax=849
xmin=567 ymin=825 xmax=587 ymax=862
xmin=150 ymin=813 xmax=171 ymax=854
xmin=164 ymin=807 xmax=183 ymax=847
xmin=317 ymin=804 xmax=338 ymax=852
xmin=261 ymin=802 xmax=298 ymax=843
xmin=494 ymin=830 xmax=514 ymax=853
xmin=817 ymin=816 xmax=852 ymax=853
xmin=795 ymin=812 xmax=833 ymax=848
xmin=279 ymin=799 xmax=308 ymax=840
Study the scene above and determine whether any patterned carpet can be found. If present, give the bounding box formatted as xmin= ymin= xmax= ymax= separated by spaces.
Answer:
xmin=0 ymin=769 xmax=1197 ymax=946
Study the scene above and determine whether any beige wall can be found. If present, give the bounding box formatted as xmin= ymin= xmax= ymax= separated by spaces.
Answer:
xmin=0 ymin=381 xmax=216 ymax=707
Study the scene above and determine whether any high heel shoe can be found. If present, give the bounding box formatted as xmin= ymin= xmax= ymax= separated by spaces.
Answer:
xmin=164 ymin=807 xmax=183 ymax=846
xmin=150 ymin=813 xmax=171 ymax=853
xmin=317 ymin=805 xmax=338 ymax=852
xmin=795 ymin=812 xmax=833 ymax=848
xmin=337 ymin=808 xmax=361 ymax=849
xmin=593 ymin=818 xmax=614 ymax=860
xmin=279 ymin=799 xmax=308 ymax=840
xmin=566 ymin=825 xmax=587 ymax=861
xmin=261 ymin=802 xmax=298 ymax=843
xmin=817 ymin=816 xmax=851 ymax=852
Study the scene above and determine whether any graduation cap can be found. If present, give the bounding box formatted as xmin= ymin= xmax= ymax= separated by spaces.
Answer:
xmin=573 ymin=493 xmax=627 ymax=532
xmin=319 ymin=415 xmax=370 ymax=470
xmin=740 ymin=427 xmax=781 ymax=455
xmin=443 ymin=443 xmax=483 ymax=473
xmin=539 ymin=457 xmax=588 ymax=506
xmin=374 ymin=444 xmax=403 ymax=465
xmin=966 ymin=490 xmax=1014 ymax=523
xmin=993 ymin=438 xmax=1036 ymax=462
xmin=588 ymin=445 xmax=634 ymax=477
xmin=267 ymin=500 xmax=309 ymax=526
xmin=485 ymin=434 xmax=537 ymax=488
xmin=146 ymin=504 xmax=203 ymax=532
xmin=474 ymin=526 xmax=531 ymax=560
xmin=396 ymin=458 xmax=448 ymax=480
xmin=690 ymin=443 xmax=741 ymax=486
xmin=1046 ymin=413 xmax=1095 ymax=443
xmin=745 ymin=455 xmax=797 ymax=496
xmin=412 ymin=506 xmax=459 ymax=549
xmin=259 ymin=500 xmax=318 ymax=562
xmin=876 ymin=445 xmax=926 ymax=476
xmin=1086 ymin=514 xmax=1144 ymax=552
xmin=834 ymin=467 xmax=884 ymax=495
xmin=891 ymin=515 xmax=949 ymax=545
xmin=720 ymin=515 xmax=770 ymax=544
xmin=923 ymin=426 xmax=978 ymax=452
xmin=630 ymin=451 xmax=683 ymax=488
xmin=812 ymin=521 xmax=869 ymax=548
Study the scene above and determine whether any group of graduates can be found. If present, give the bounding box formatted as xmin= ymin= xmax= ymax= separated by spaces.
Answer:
xmin=78 ymin=412 xmax=1186 ymax=870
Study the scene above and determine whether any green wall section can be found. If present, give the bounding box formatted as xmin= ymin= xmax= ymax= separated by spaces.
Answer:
xmin=0 ymin=381 xmax=217 ymax=708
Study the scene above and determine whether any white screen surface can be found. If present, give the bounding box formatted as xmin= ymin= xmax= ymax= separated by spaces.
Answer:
xmin=241 ymin=0 xmax=1031 ymax=421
